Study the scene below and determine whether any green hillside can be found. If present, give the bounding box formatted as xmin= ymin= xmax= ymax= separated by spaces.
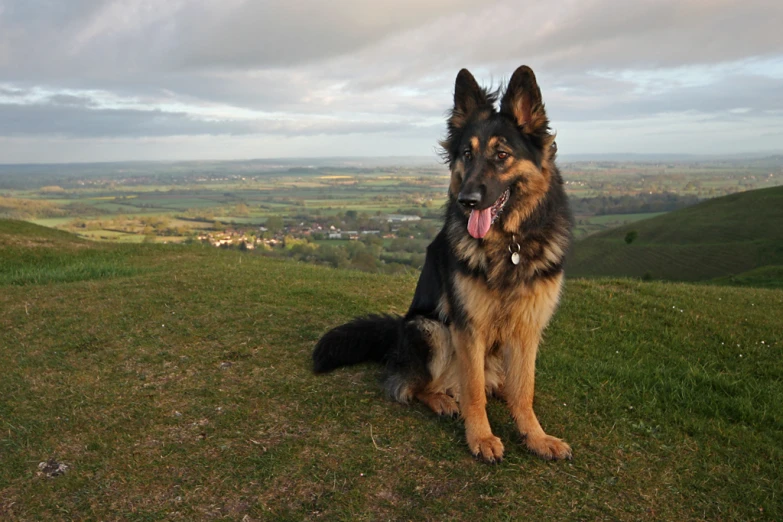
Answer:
xmin=566 ymin=185 xmax=783 ymax=283
xmin=1 ymin=220 xmax=781 ymax=520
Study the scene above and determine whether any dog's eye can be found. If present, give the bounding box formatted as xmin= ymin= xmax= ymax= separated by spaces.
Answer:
xmin=497 ymin=151 xmax=510 ymax=160
xmin=463 ymin=150 xmax=472 ymax=161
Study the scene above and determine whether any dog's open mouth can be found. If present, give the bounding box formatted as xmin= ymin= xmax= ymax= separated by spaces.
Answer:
xmin=467 ymin=188 xmax=510 ymax=239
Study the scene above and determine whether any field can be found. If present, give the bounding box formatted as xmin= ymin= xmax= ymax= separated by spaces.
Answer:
xmin=2 ymin=157 xmax=782 ymax=244
xmin=1 ymin=220 xmax=781 ymax=520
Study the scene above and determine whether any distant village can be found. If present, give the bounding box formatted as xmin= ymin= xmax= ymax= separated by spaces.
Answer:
xmin=197 ymin=213 xmax=423 ymax=249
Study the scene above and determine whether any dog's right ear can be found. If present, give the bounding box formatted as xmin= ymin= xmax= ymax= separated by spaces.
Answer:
xmin=441 ymin=69 xmax=492 ymax=164
xmin=450 ymin=69 xmax=490 ymax=129
xmin=454 ymin=69 xmax=483 ymax=115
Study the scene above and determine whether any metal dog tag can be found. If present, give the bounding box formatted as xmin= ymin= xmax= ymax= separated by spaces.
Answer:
xmin=509 ymin=239 xmax=521 ymax=265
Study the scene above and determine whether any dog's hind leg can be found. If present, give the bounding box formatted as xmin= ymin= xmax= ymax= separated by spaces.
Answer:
xmin=384 ymin=317 xmax=447 ymax=406
xmin=413 ymin=319 xmax=459 ymax=416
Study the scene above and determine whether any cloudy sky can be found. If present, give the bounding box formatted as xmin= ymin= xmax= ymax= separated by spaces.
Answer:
xmin=0 ymin=0 xmax=781 ymax=163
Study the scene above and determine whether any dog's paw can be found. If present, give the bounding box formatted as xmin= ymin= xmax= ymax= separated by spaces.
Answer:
xmin=431 ymin=394 xmax=459 ymax=417
xmin=417 ymin=392 xmax=459 ymax=417
xmin=469 ymin=435 xmax=505 ymax=463
xmin=525 ymin=433 xmax=572 ymax=461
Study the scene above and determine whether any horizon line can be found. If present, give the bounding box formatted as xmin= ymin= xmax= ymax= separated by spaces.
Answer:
xmin=1 ymin=150 xmax=783 ymax=168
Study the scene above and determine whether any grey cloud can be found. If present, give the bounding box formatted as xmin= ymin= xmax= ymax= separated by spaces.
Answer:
xmin=546 ymin=72 xmax=783 ymax=123
xmin=46 ymin=93 xmax=98 ymax=108
xmin=0 ymin=103 xmax=250 ymax=137
xmin=0 ymin=0 xmax=483 ymax=82
xmin=0 ymin=100 xmax=428 ymax=139
xmin=172 ymin=0 xmax=484 ymax=70
xmin=476 ymin=0 xmax=783 ymax=71
xmin=0 ymin=0 xmax=781 ymax=159
xmin=0 ymin=0 xmax=108 ymax=25
xmin=0 ymin=85 xmax=25 ymax=97
xmin=3 ymin=1 xmax=780 ymax=102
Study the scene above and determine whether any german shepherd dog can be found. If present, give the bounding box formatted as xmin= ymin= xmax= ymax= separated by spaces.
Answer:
xmin=313 ymin=66 xmax=572 ymax=463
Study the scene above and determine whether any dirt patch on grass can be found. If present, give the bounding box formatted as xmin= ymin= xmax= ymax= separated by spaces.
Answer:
xmin=37 ymin=458 xmax=69 ymax=478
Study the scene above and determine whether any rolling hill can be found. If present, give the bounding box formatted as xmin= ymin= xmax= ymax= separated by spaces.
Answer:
xmin=566 ymin=185 xmax=783 ymax=284
xmin=1 ymin=220 xmax=781 ymax=520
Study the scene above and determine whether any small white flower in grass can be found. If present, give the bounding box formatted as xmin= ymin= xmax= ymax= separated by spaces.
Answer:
xmin=740 ymin=354 xmax=743 ymax=358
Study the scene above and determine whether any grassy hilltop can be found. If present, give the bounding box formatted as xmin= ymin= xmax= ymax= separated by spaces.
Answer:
xmin=567 ymin=185 xmax=783 ymax=286
xmin=1 ymin=220 xmax=781 ymax=520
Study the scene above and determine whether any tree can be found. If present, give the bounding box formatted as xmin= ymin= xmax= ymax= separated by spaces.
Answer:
xmin=266 ymin=215 xmax=284 ymax=234
xmin=624 ymin=230 xmax=638 ymax=244
xmin=361 ymin=234 xmax=383 ymax=248
xmin=351 ymin=251 xmax=378 ymax=272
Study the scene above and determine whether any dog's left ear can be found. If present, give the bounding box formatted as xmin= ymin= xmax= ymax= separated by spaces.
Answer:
xmin=500 ymin=66 xmax=550 ymax=138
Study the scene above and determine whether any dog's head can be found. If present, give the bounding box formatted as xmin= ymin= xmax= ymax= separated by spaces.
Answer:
xmin=441 ymin=66 xmax=556 ymax=239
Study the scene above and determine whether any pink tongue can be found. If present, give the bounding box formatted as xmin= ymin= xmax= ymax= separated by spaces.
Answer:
xmin=467 ymin=207 xmax=493 ymax=239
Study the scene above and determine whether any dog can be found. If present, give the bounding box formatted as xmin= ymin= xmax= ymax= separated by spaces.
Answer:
xmin=313 ymin=66 xmax=572 ymax=463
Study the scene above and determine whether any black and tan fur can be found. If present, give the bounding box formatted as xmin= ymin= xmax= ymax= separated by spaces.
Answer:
xmin=313 ymin=66 xmax=572 ymax=463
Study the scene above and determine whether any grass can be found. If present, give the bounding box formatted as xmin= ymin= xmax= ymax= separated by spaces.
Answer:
xmin=573 ymin=212 xmax=669 ymax=240
xmin=585 ymin=211 xmax=666 ymax=225
xmin=1 ymin=220 xmax=781 ymax=520
xmin=0 ymin=221 xmax=149 ymax=285
xmin=567 ymin=185 xmax=783 ymax=284
xmin=710 ymin=265 xmax=783 ymax=289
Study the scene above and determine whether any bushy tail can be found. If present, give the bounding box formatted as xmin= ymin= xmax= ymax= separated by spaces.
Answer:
xmin=312 ymin=314 xmax=401 ymax=373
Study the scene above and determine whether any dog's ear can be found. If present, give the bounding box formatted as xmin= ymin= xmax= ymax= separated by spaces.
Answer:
xmin=441 ymin=69 xmax=494 ymax=164
xmin=501 ymin=66 xmax=549 ymax=137
xmin=454 ymin=69 xmax=485 ymax=115
xmin=449 ymin=69 xmax=490 ymax=128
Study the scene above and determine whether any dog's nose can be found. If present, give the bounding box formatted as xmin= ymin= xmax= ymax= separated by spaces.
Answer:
xmin=458 ymin=191 xmax=482 ymax=208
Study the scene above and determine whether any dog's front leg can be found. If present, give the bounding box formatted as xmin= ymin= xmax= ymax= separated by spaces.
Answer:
xmin=453 ymin=327 xmax=504 ymax=463
xmin=504 ymin=326 xmax=572 ymax=460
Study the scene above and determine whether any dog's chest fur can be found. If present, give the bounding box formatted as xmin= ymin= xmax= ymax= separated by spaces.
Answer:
xmin=452 ymin=270 xmax=563 ymax=349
